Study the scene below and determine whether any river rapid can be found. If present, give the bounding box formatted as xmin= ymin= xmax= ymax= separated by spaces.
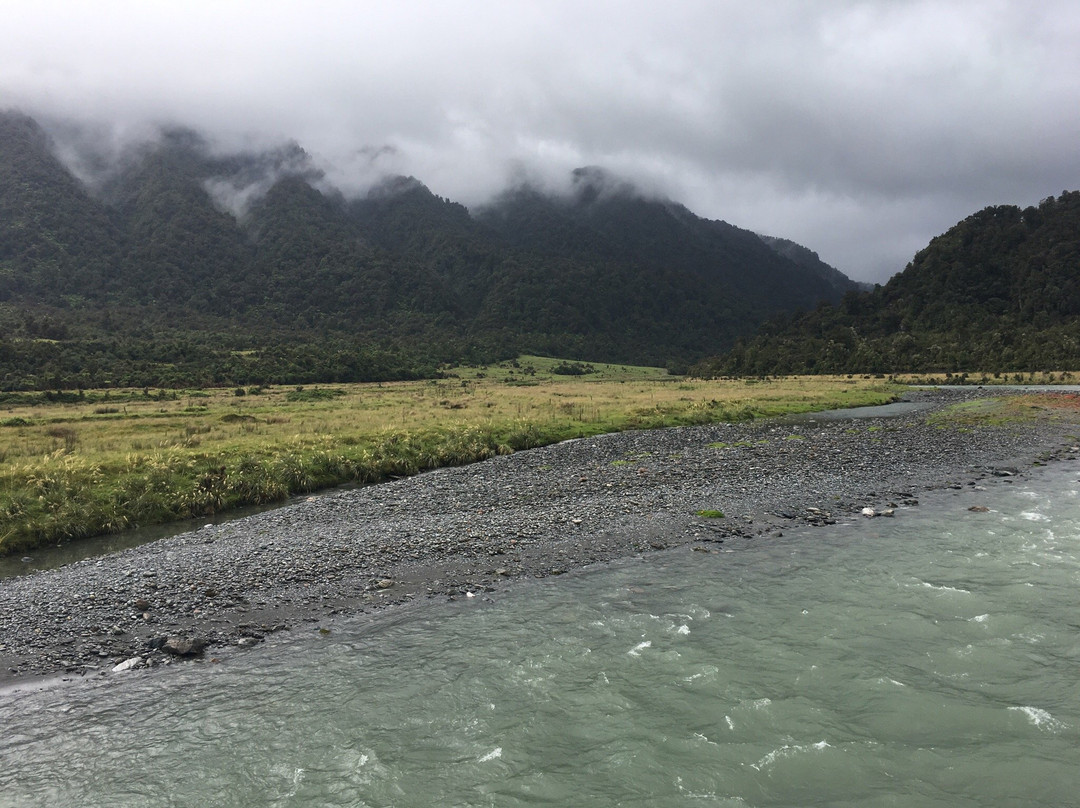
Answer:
xmin=3 ymin=461 xmax=1079 ymax=806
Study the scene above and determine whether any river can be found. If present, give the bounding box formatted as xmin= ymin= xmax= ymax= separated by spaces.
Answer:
xmin=2 ymin=461 xmax=1078 ymax=806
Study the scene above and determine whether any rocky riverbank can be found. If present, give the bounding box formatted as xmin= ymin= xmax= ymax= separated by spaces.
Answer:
xmin=2 ymin=387 xmax=1078 ymax=689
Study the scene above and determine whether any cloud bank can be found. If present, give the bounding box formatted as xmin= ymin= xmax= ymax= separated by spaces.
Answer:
xmin=4 ymin=0 xmax=1079 ymax=281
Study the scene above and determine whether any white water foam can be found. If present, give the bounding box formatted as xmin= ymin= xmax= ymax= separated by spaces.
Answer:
xmin=628 ymin=641 xmax=652 ymax=656
xmin=876 ymin=677 xmax=907 ymax=687
xmin=920 ymin=581 xmax=971 ymax=593
xmin=693 ymin=732 xmax=719 ymax=747
xmin=478 ymin=747 xmax=503 ymax=762
xmin=1008 ymin=706 xmax=1067 ymax=732
xmin=750 ymin=740 xmax=831 ymax=771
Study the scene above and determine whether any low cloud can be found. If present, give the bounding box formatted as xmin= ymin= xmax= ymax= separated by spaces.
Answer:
xmin=5 ymin=0 xmax=1078 ymax=281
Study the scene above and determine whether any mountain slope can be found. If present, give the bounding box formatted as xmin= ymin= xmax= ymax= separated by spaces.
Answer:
xmin=0 ymin=112 xmax=122 ymax=302
xmin=472 ymin=168 xmax=856 ymax=364
xmin=695 ymin=192 xmax=1080 ymax=374
xmin=104 ymin=129 xmax=255 ymax=312
xmin=0 ymin=111 xmax=864 ymax=387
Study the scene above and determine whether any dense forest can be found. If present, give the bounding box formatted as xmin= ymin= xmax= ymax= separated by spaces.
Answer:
xmin=692 ymin=192 xmax=1080 ymax=375
xmin=0 ymin=111 xmax=856 ymax=390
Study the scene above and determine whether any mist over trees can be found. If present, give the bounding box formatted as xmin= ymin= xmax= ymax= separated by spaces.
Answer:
xmin=0 ymin=111 xmax=857 ymax=390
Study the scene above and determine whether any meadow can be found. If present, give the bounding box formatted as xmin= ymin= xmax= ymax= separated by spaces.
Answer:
xmin=0 ymin=357 xmax=900 ymax=555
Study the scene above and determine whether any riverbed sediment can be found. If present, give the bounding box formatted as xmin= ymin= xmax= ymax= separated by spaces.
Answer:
xmin=2 ymin=387 xmax=1077 ymax=688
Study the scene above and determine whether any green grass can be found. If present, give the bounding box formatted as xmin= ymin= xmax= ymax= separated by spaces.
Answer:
xmin=928 ymin=393 xmax=1080 ymax=427
xmin=0 ymin=361 xmax=901 ymax=555
xmin=695 ymin=509 xmax=726 ymax=519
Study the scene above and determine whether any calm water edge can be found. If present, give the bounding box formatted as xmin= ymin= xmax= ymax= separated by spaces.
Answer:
xmin=2 ymin=462 xmax=1079 ymax=807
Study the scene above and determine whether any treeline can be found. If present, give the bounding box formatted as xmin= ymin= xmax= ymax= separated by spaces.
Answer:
xmin=0 ymin=335 xmax=455 ymax=390
xmin=0 ymin=302 xmax=515 ymax=390
xmin=693 ymin=191 xmax=1080 ymax=375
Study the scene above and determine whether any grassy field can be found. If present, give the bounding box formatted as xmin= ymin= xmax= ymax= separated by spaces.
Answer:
xmin=0 ymin=357 xmax=901 ymax=555
xmin=927 ymin=391 xmax=1080 ymax=427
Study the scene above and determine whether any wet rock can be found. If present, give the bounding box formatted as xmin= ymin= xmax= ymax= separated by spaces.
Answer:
xmin=861 ymin=507 xmax=877 ymax=518
xmin=163 ymin=636 xmax=207 ymax=657
xmin=969 ymin=505 xmax=990 ymax=512
xmin=112 ymin=657 xmax=143 ymax=673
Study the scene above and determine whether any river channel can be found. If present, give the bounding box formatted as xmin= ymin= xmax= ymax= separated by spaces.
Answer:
xmin=2 ymin=457 xmax=1078 ymax=806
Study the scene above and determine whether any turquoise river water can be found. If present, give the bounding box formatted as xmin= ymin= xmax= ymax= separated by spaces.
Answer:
xmin=2 ymin=463 xmax=1079 ymax=806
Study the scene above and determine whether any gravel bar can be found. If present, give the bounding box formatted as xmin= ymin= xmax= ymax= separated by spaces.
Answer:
xmin=2 ymin=387 xmax=1078 ymax=688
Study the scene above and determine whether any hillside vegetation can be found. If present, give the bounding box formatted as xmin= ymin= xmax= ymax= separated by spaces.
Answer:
xmin=694 ymin=191 xmax=1080 ymax=375
xmin=0 ymin=112 xmax=856 ymax=389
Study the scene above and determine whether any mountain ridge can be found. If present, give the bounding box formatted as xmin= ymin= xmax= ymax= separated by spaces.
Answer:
xmin=0 ymin=110 xmax=861 ymax=388
xmin=693 ymin=191 xmax=1080 ymax=375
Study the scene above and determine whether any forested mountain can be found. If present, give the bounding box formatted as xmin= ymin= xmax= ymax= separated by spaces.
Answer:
xmin=694 ymin=192 xmax=1080 ymax=375
xmin=0 ymin=112 xmax=122 ymax=301
xmin=472 ymin=167 xmax=860 ymax=363
xmin=0 ymin=110 xmax=857 ymax=389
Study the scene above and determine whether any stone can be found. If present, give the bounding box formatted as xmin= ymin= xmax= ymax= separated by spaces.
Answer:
xmin=376 ymin=579 xmax=395 ymax=589
xmin=112 ymin=657 xmax=143 ymax=673
xmin=163 ymin=636 xmax=207 ymax=657
xmin=968 ymin=505 xmax=990 ymax=512
xmin=861 ymin=507 xmax=876 ymax=518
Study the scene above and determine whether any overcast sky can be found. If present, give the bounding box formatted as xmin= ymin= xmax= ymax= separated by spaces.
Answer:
xmin=4 ymin=0 xmax=1079 ymax=282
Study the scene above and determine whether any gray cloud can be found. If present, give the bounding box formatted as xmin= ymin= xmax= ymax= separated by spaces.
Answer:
xmin=4 ymin=0 xmax=1078 ymax=282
